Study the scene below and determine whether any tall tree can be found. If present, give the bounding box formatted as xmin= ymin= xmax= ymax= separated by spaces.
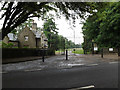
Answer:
xmin=0 ymin=2 xmax=98 ymax=40
xmin=0 ymin=2 xmax=49 ymax=39
xmin=96 ymin=2 xmax=120 ymax=48
xmin=82 ymin=2 xmax=120 ymax=53
xmin=43 ymin=17 xmax=58 ymax=48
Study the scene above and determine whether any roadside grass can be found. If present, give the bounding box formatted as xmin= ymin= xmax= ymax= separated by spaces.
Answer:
xmin=87 ymin=52 xmax=91 ymax=54
xmin=55 ymin=48 xmax=91 ymax=54
xmin=72 ymin=48 xmax=84 ymax=54
xmin=55 ymin=50 xmax=64 ymax=54
xmin=71 ymin=48 xmax=91 ymax=54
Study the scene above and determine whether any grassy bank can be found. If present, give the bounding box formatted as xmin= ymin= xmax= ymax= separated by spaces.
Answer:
xmin=55 ymin=50 xmax=64 ymax=54
xmin=56 ymin=48 xmax=91 ymax=54
xmin=72 ymin=48 xmax=84 ymax=54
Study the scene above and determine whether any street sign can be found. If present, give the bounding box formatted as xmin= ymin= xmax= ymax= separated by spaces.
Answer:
xmin=109 ymin=48 xmax=113 ymax=51
xmin=94 ymin=47 xmax=98 ymax=51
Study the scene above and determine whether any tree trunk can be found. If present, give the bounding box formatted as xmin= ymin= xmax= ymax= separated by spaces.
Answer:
xmin=2 ymin=29 xmax=8 ymax=40
xmin=0 ymin=32 xmax=2 ymax=40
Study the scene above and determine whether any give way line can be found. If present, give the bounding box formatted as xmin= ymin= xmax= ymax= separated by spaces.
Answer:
xmin=68 ymin=85 xmax=95 ymax=90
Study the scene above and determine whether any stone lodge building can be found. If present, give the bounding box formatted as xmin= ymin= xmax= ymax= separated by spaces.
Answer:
xmin=3 ymin=23 xmax=48 ymax=48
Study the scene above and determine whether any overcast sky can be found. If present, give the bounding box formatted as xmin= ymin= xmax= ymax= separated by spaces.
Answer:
xmin=33 ymin=16 xmax=84 ymax=44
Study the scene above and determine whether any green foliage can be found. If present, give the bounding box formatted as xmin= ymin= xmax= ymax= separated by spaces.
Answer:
xmin=11 ymin=19 xmax=34 ymax=35
xmin=1 ymin=2 xmax=100 ymax=40
xmin=43 ymin=17 xmax=77 ymax=50
xmin=23 ymin=46 xmax=29 ymax=48
xmin=43 ymin=17 xmax=58 ymax=33
xmin=43 ymin=17 xmax=58 ymax=49
xmin=97 ymin=2 xmax=120 ymax=48
xmin=82 ymin=2 xmax=120 ymax=52
xmin=2 ymin=42 xmax=14 ymax=48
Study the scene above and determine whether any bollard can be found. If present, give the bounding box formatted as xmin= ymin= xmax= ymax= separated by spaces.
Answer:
xmin=101 ymin=48 xmax=103 ymax=58
xmin=42 ymin=49 xmax=44 ymax=62
xmin=66 ymin=50 xmax=68 ymax=60
xmin=73 ymin=49 xmax=75 ymax=55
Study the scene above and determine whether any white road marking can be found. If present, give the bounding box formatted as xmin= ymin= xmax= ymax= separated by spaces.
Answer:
xmin=24 ymin=69 xmax=42 ymax=72
xmin=86 ymin=64 xmax=98 ymax=66
xmin=109 ymin=62 xmax=118 ymax=64
xmin=68 ymin=85 xmax=95 ymax=90
xmin=0 ymin=72 xmax=7 ymax=74
xmin=68 ymin=64 xmax=84 ymax=67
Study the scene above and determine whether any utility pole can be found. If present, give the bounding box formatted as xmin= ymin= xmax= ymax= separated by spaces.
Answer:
xmin=70 ymin=26 xmax=75 ymax=55
xmin=74 ymin=29 xmax=75 ymax=55
xmin=64 ymin=39 xmax=65 ymax=55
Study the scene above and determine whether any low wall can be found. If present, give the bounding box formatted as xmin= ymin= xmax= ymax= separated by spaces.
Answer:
xmin=2 ymin=48 xmax=55 ymax=59
xmin=103 ymin=48 xmax=118 ymax=54
xmin=101 ymin=48 xmax=120 ymax=57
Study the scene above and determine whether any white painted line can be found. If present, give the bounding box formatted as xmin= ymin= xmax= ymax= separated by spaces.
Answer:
xmin=68 ymin=85 xmax=95 ymax=90
xmin=0 ymin=72 xmax=7 ymax=74
xmin=24 ymin=69 xmax=42 ymax=72
xmin=68 ymin=64 xmax=84 ymax=67
xmin=109 ymin=62 xmax=118 ymax=64
xmin=80 ymin=85 xmax=95 ymax=89
xmin=86 ymin=64 xmax=98 ymax=66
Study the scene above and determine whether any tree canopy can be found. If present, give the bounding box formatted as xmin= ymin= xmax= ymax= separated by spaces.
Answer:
xmin=82 ymin=2 xmax=120 ymax=52
xmin=43 ymin=17 xmax=58 ymax=48
xmin=43 ymin=17 xmax=76 ymax=50
xmin=0 ymin=1 xmax=101 ymax=40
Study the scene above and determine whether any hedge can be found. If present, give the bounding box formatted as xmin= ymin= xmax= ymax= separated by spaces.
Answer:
xmin=2 ymin=48 xmax=55 ymax=59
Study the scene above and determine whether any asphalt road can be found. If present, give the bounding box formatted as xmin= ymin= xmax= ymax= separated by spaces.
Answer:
xmin=2 ymin=62 xmax=119 ymax=89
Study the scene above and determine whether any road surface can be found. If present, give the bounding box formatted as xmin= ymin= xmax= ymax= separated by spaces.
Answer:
xmin=2 ymin=61 xmax=119 ymax=89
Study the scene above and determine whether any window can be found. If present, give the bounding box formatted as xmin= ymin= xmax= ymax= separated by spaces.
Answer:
xmin=24 ymin=36 xmax=28 ymax=41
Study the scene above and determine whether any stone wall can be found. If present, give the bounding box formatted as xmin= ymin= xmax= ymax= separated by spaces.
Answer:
xmin=103 ymin=48 xmax=118 ymax=54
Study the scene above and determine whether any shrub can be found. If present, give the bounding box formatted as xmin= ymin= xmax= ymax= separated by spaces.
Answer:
xmin=2 ymin=42 xmax=14 ymax=48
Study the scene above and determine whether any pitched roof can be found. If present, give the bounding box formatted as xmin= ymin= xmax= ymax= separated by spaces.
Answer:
xmin=7 ymin=33 xmax=18 ymax=41
xmin=31 ymin=30 xmax=41 ymax=38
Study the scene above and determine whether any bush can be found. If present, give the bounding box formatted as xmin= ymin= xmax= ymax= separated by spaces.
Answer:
xmin=2 ymin=42 xmax=14 ymax=48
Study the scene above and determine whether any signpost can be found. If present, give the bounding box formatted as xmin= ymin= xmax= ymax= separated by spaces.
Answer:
xmin=94 ymin=47 xmax=98 ymax=51
xmin=109 ymin=48 xmax=113 ymax=51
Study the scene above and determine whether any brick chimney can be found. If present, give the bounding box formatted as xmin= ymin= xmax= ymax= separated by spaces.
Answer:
xmin=32 ymin=20 xmax=37 ymax=31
